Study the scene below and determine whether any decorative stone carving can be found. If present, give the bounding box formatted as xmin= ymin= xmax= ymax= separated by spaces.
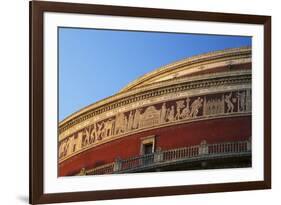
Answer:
xmin=160 ymin=103 xmax=167 ymax=123
xmin=104 ymin=118 xmax=115 ymax=137
xmin=133 ymin=108 xmax=142 ymax=129
xmin=175 ymin=100 xmax=185 ymax=120
xmin=67 ymin=136 xmax=75 ymax=155
xmin=166 ymin=105 xmax=175 ymax=122
xmin=190 ymin=97 xmax=203 ymax=117
xmin=127 ymin=111 xmax=134 ymax=131
xmin=237 ymin=91 xmax=246 ymax=112
xmin=59 ymin=89 xmax=252 ymax=161
xmin=245 ymin=90 xmax=251 ymax=111
xmin=204 ymin=96 xmax=224 ymax=115
xmin=139 ymin=106 xmax=161 ymax=128
xmin=59 ymin=140 xmax=68 ymax=158
xmin=181 ymin=98 xmax=190 ymax=119
xmin=225 ymin=92 xmax=234 ymax=113
xmin=59 ymin=68 xmax=251 ymax=136
xmin=81 ymin=127 xmax=91 ymax=147
xmin=96 ymin=121 xmax=105 ymax=140
xmin=115 ymin=113 xmax=127 ymax=135
xmin=89 ymin=123 xmax=97 ymax=144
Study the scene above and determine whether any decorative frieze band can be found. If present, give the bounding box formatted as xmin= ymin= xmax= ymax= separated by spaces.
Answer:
xmin=59 ymin=71 xmax=251 ymax=135
xmin=59 ymin=88 xmax=251 ymax=163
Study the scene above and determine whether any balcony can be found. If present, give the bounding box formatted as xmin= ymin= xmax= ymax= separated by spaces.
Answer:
xmin=78 ymin=139 xmax=251 ymax=176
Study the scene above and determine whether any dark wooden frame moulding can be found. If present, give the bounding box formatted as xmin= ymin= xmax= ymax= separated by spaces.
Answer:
xmin=29 ymin=0 xmax=271 ymax=204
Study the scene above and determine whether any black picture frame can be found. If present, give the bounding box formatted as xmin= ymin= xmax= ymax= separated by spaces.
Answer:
xmin=30 ymin=1 xmax=271 ymax=204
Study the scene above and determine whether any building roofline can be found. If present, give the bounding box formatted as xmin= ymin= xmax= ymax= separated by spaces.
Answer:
xmin=59 ymin=46 xmax=251 ymax=126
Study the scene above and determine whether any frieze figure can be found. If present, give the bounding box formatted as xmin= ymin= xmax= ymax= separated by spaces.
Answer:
xmin=160 ymin=103 xmax=167 ymax=123
xmin=104 ymin=118 xmax=115 ymax=137
xmin=139 ymin=106 xmax=161 ymax=128
xmin=127 ymin=111 xmax=134 ymax=131
xmin=59 ymin=142 xmax=64 ymax=158
xmin=181 ymin=98 xmax=190 ymax=119
xmin=225 ymin=92 xmax=234 ymax=113
xmin=245 ymin=90 xmax=251 ymax=111
xmin=59 ymin=140 xmax=68 ymax=159
xmin=81 ymin=127 xmax=91 ymax=147
xmin=204 ymin=97 xmax=224 ymax=115
xmin=89 ymin=123 xmax=97 ymax=144
xmin=133 ymin=108 xmax=142 ymax=129
xmin=67 ymin=136 xmax=76 ymax=155
xmin=190 ymin=97 xmax=203 ymax=117
xmin=115 ymin=113 xmax=127 ymax=135
xmin=167 ymin=105 xmax=175 ymax=122
xmin=237 ymin=91 xmax=246 ymax=112
xmin=66 ymin=134 xmax=82 ymax=154
xmin=96 ymin=121 xmax=105 ymax=140
xmin=175 ymin=100 xmax=185 ymax=120
xmin=81 ymin=123 xmax=98 ymax=148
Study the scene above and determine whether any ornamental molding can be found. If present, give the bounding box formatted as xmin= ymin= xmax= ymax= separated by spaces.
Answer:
xmin=119 ymin=49 xmax=251 ymax=92
xmin=59 ymin=87 xmax=252 ymax=163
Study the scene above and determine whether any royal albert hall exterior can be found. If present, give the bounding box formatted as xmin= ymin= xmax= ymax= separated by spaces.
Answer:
xmin=58 ymin=47 xmax=252 ymax=176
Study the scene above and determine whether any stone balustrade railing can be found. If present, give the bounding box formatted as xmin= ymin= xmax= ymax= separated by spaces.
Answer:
xmin=77 ymin=139 xmax=251 ymax=176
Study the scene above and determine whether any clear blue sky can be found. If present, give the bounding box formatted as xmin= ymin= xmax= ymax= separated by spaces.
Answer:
xmin=59 ymin=27 xmax=251 ymax=121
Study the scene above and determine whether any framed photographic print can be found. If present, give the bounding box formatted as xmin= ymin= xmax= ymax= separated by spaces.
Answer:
xmin=29 ymin=0 xmax=271 ymax=204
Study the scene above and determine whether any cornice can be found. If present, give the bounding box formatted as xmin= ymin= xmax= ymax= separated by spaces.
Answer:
xmin=119 ymin=46 xmax=251 ymax=92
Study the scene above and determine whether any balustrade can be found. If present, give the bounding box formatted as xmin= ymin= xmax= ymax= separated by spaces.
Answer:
xmin=82 ymin=139 xmax=251 ymax=175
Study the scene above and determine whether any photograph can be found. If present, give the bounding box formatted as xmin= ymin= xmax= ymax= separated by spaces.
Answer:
xmin=58 ymin=28 xmax=252 ymax=177
xmin=29 ymin=1 xmax=271 ymax=203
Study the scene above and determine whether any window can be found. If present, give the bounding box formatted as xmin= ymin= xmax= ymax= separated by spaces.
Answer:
xmin=140 ymin=135 xmax=155 ymax=155
xmin=143 ymin=143 xmax=153 ymax=155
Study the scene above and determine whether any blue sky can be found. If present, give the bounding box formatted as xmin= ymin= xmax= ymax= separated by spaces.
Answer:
xmin=59 ymin=27 xmax=251 ymax=121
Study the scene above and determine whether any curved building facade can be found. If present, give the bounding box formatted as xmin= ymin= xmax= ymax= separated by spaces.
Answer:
xmin=58 ymin=47 xmax=252 ymax=176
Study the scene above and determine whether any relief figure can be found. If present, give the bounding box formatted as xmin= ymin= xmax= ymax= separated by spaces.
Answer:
xmin=59 ymin=140 xmax=67 ymax=158
xmin=167 ymin=105 xmax=175 ymax=122
xmin=175 ymin=100 xmax=185 ymax=120
xmin=81 ymin=128 xmax=90 ymax=147
xmin=190 ymin=97 xmax=203 ymax=117
xmin=96 ymin=121 xmax=105 ymax=140
xmin=133 ymin=108 xmax=142 ymax=129
xmin=127 ymin=111 xmax=134 ymax=131
xmin=237 ymin=91 xmax=246 ymax=112
xmin=181 ymin=98 xmax=190 ymax=119
xmin=104 ymin=118 xmax=115 ymax=137
xmin=245 ymin=90 xmax=252 ymax=111
xmin=115 ymin=113 xmax=127 ymax=135
xmin=139 ymin=106 xmax=161 ymax=128
xmin=160 ymin=103 xmax=167 ymax=123
xmin=89 ymin=123 xmax=97 ymax=144
xmin=225 ymin=92 xmax=234 ymax=113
